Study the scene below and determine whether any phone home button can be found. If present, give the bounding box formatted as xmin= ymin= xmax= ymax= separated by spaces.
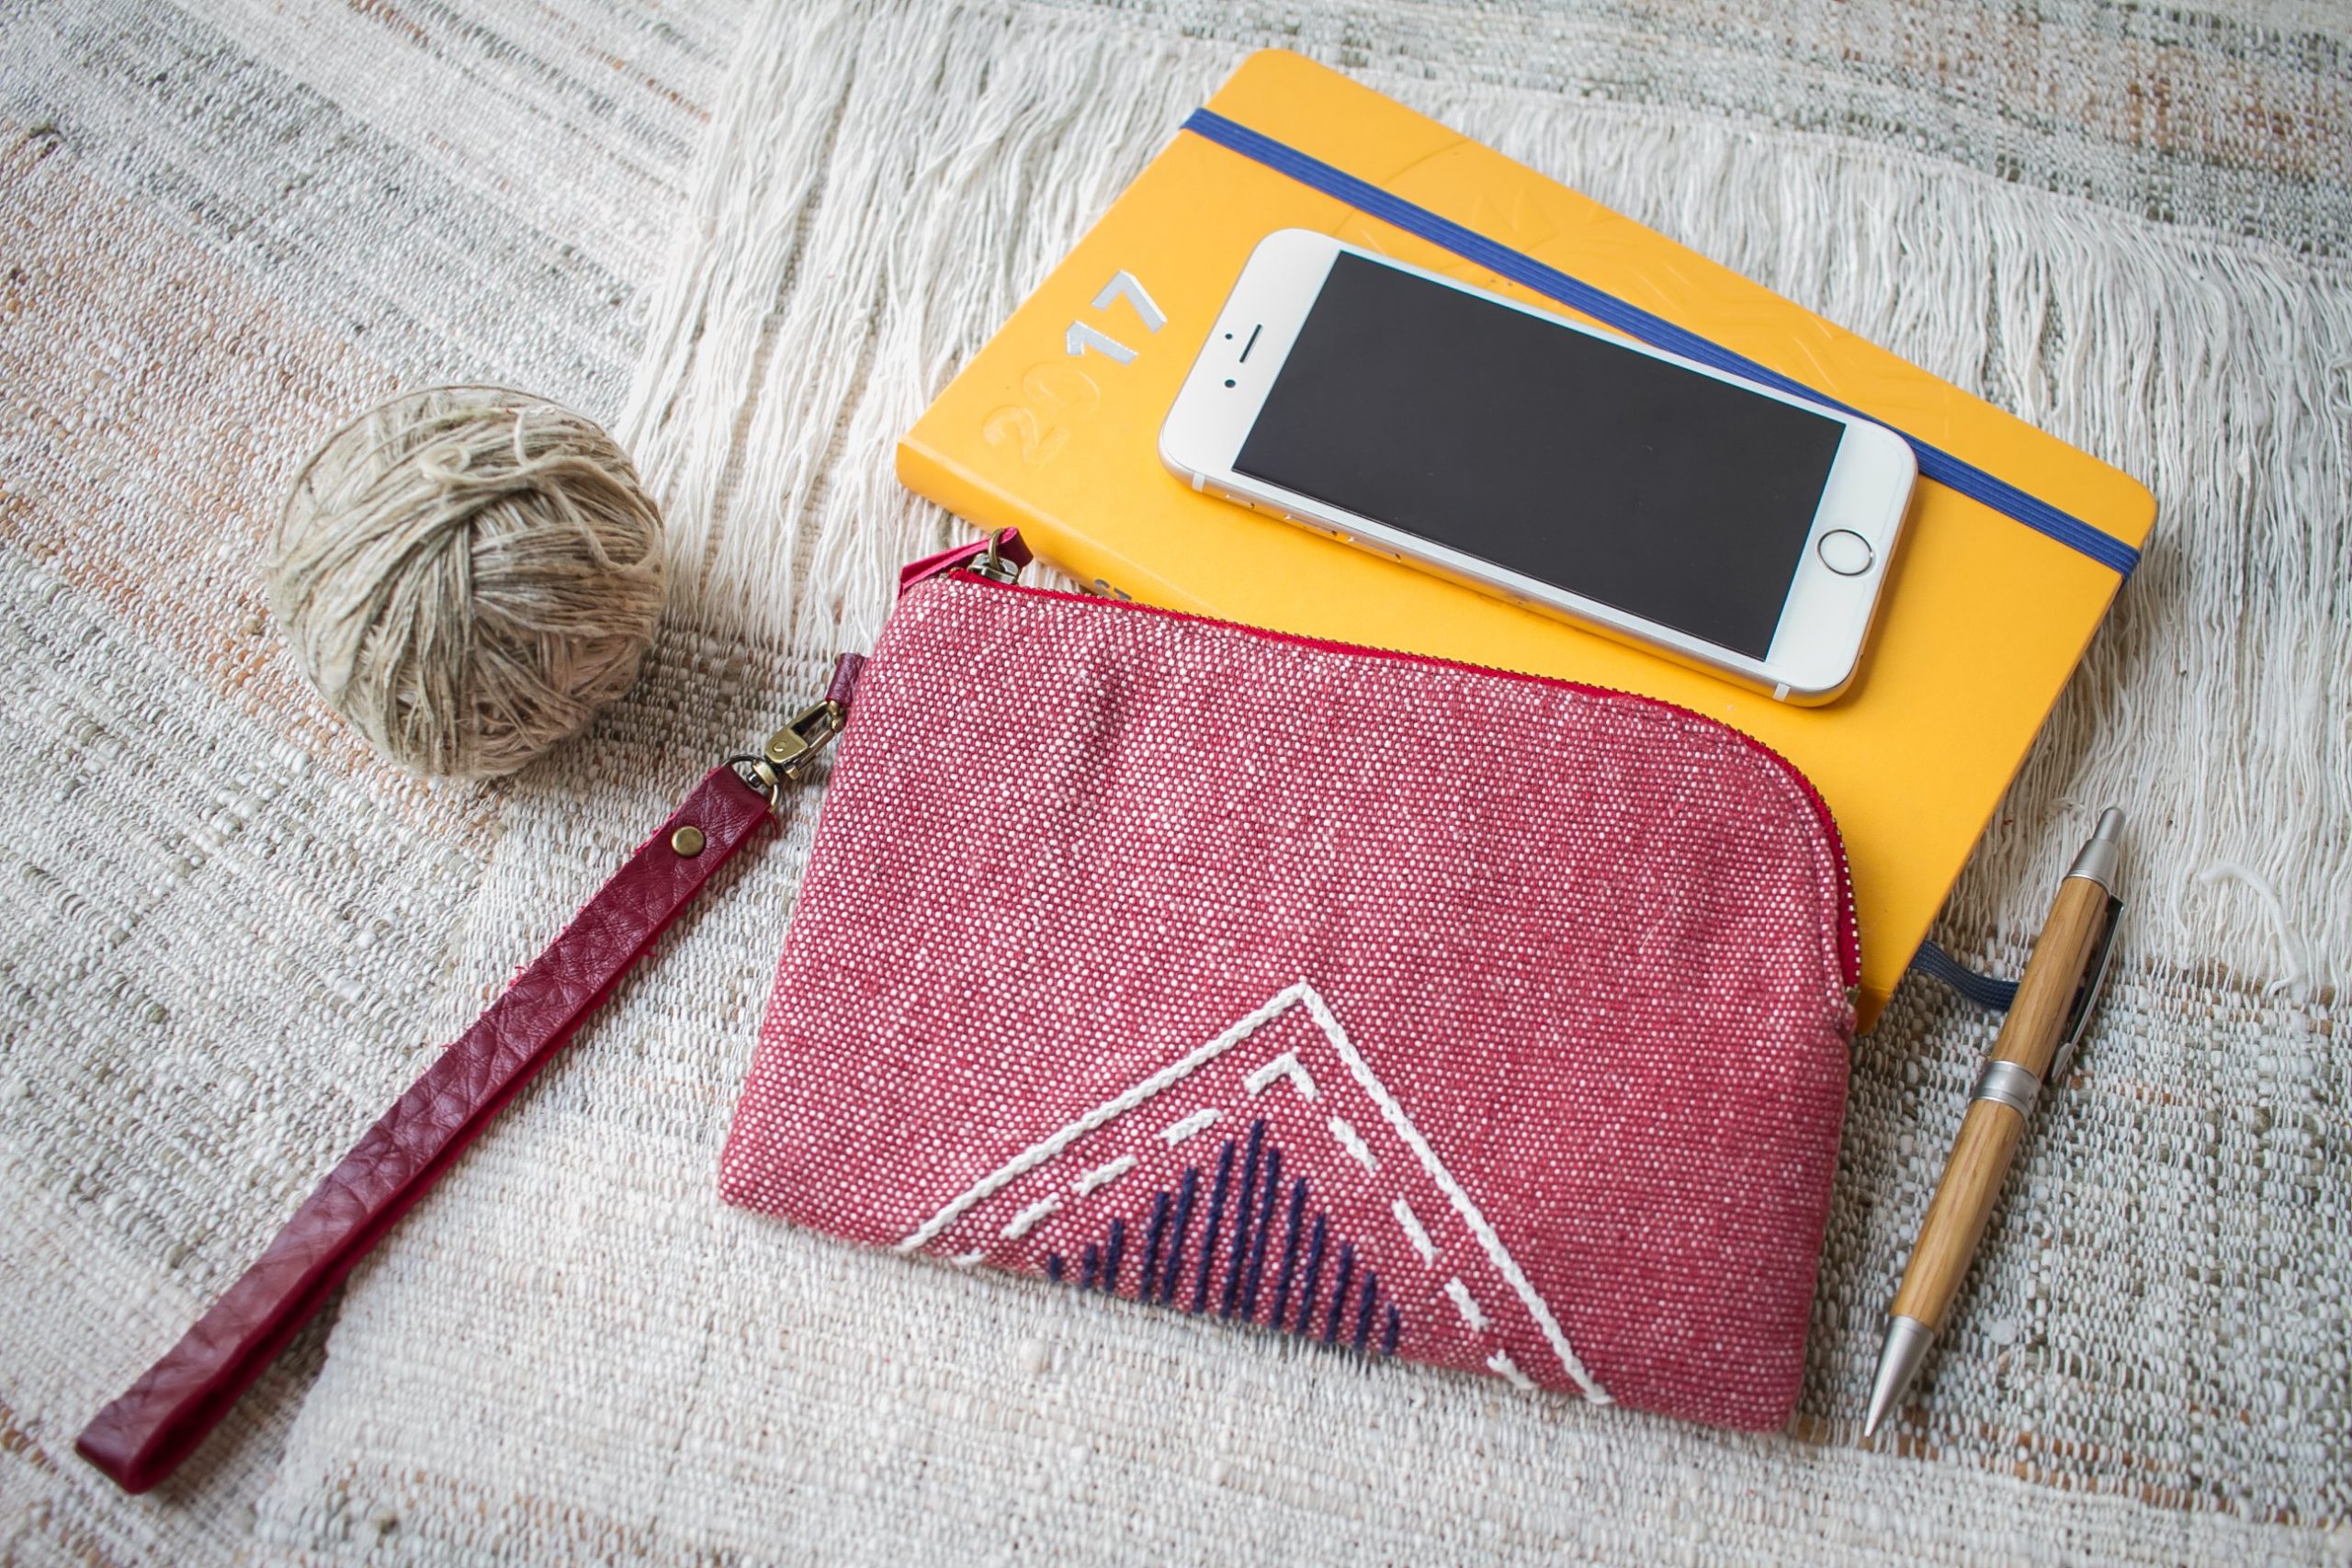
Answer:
xmin=1816 ymin=529 xmax=1875 ymax=576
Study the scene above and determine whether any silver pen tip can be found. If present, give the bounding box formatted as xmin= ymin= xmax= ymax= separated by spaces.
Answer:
xmin=2066 ymin=807 xmax=2127 ymax=888
xmin=1863 ymin=1315 xmax=1935 ymax=1438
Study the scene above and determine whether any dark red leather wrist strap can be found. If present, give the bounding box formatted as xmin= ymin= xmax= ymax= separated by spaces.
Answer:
xmin=76 ymin=763 xmax=776 ymax=1493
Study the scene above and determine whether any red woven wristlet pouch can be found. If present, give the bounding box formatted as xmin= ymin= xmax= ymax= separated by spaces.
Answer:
xmin=722 ymin=531 xmax=1858 ymax=1430
xmin=77 ymin=527 xmax=1856 ymax=1492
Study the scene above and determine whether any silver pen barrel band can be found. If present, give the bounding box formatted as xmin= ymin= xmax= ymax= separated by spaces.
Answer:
xmin=1970 ymin=1058 xmax=2043 ymax=1118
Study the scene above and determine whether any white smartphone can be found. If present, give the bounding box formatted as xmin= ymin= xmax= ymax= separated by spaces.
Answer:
xmin=1159 ymin=230 xmax=1918 ymax=702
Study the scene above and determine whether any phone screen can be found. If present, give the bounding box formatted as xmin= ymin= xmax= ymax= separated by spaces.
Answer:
xmin=1234 ymin=252 xmax=1848 ymax=660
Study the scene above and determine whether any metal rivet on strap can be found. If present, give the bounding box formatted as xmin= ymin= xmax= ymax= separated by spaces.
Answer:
xmin=670 ymin=825 xmax=707 ymax=858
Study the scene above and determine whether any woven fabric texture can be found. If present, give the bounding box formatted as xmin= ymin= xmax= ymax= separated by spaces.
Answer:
xmin=723 ymin=575 xmax=1856 ymax=1427
xmin=2 ymin=0 xmax=2346 ymax=1562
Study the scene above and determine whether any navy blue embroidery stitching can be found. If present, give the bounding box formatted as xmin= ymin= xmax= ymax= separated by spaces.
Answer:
xmin=1295 ymin=1213 xmax=1330 ymax=1336
xmin=1160 ymin=1167 xmax=1201 ymax=1304
xmin=896 ymin=982 xmax=1606 ymax=1402
xmin=1241 ymin=1144 xmax=1283 ymax=1319
xmin=1323 ymin=1243 xmax=1356 ymax=1344
xmin=1033 ymin=1119 xmax=1404 ymax=1360
xmin=1219 ymin=1122 xmax=1265 ymax=1318
xmin=1140 ymin=1191 xmax=1170 ymax=1299
xmin=1192 ymin=1140 xmax=1238 ymax=1313
xmin=1271 ymin=1173 xmax=1310 ymax=1328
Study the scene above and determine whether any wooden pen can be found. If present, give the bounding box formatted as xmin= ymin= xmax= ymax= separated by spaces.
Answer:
xmin=1864 ymin=808 xmax=2124 ymax=1437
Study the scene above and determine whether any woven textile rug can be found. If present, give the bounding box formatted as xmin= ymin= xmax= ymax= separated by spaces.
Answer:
xmin=3 ymin=1 xmax=2346 ymax=1563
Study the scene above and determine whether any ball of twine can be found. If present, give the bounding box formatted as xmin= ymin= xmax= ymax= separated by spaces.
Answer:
xmin=267 ymin=387 xmax=667 ymax=779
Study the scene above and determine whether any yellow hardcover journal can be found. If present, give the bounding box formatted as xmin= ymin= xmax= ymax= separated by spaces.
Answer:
xmin=898 ymin=51 xmax=2155 ymax=1028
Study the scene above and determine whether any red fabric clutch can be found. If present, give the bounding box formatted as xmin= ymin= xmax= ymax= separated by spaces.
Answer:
xmin=722 ymin=536 xmax=1857 ymax=1430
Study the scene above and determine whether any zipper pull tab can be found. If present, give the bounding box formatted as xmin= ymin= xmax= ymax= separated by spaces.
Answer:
xmin=898 ymin=527 xmax=1030 ymax=594
xmin=966 ymin=530 xmax=1022 ymax=583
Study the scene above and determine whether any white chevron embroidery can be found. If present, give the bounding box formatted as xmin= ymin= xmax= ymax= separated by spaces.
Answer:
xmin=1487 ymin=1348 xmax=1538 ymax=1392
xmin=1392 ymin=1198 xmax=1438 ymax=1266
xmin=895 ymin=981 xmax=1610 ymax=1404
xmin=1159 ymin=1107 xmax=1220 ymax=1145
xmin=1074 ymin=1155 xmax=1136 ymax=1195
xmin=1292 ymin=984 xmax=1610 ymax=1404
xmin=1327 ymin=1114 xmax=1378 ymax=1173
xmin=1244 ymin=1050 xmax=1317 ymax=1100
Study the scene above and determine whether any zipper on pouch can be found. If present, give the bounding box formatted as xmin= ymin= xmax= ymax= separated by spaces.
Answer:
xmin=933 ymin=547 xmax=1862 ymax=996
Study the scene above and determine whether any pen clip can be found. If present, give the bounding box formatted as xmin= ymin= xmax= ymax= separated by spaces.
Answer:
xmin=2047 ymin=894 xmax=2124 ymax=1086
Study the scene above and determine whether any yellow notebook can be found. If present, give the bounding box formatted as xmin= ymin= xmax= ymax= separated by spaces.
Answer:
xmin=898 ymin=51 xmax=2155 ymax=1028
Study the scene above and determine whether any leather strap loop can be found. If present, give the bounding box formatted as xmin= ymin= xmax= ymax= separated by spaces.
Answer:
xmin=76 ymin=764 xmax=775 ymax=1493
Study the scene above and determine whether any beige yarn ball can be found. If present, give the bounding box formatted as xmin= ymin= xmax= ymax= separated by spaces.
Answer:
xmin=267 ymin=387 xmax=666 ymax=779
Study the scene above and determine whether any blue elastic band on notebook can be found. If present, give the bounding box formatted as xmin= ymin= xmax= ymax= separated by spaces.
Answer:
xmin=1180 ymin=108 xmax=2140 ymax=579
xmin=1909 ymin=938 xmax=2020 ymax=1012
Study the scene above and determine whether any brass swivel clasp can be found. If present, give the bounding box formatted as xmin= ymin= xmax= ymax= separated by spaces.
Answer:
xmin=728 ymin=699 xmax=847 ymax=816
